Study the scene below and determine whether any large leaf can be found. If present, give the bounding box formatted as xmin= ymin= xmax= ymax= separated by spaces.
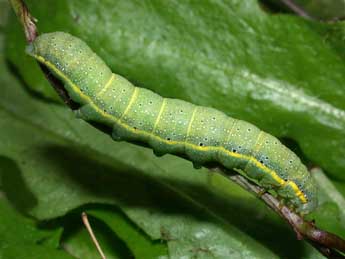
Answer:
xmin=5 ymin=0 xmax=345 ymax=181
xmin=0 ymin=27 xmax=332 ymax=259
xmin=0 ymin=59 xmax=276 ymax=258
xmin=0 ymin=195 xmax=74 ymax=259
xmin=60 ymin=208 xmax=135 ymax=259
xmin=2 ymin=1 xmax=345 ymax=258
xmin=87 ymin=207 xmax=168 ymax=258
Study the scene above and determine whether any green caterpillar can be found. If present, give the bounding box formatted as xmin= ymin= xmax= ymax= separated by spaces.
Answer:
xmin=26 ymin=32 xmax=317 ymax=214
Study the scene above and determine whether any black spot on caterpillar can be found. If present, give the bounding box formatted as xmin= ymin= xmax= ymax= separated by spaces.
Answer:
xmin=26 ymin=32 xmax=317 ymax=214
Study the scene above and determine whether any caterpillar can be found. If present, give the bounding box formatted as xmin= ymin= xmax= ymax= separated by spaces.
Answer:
xmin=26 ymin=32 xmax=317 ymax=214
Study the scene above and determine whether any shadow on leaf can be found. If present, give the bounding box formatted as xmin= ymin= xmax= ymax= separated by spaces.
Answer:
xmin=1 ymin=145 xmax=311 ymax=258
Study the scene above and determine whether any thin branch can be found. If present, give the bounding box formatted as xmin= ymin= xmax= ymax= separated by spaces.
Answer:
xmin=220 ymin=168 xmax=345 ymax=258
xmin=280 ymin=0 xmax=314 ymax=20
xmin=81 ymin=212 xmax=107 ymax=259
xmin=9 ymin=0 xmax=37 ymax=42
xmin=8 ymin=0 xmax=79 ymax=109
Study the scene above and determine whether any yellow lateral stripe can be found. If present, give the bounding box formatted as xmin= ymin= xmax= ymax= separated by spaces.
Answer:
xmin=34 ymin=55 xmax=307 ymax=204
xmin=288 ymin=181 xmax=305 ymax=201
xmin=287 ymin=163 xmax=306 ymax=202
xmin=33 ymin=55 xmax=92 ymax=105
xmin=152 ymin=98 xmax=167 ymax=133
xmin=97 ymin=73 xmax=115 ymax=97
xmin=185 ymin=107 xmax=197 ymax=140
xmin=119 ymin=87 xmax=139 ymax=121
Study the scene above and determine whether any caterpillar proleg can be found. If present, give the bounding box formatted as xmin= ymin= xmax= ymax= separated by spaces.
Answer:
xmin=26 ymin=32 xmax=317 ymax=214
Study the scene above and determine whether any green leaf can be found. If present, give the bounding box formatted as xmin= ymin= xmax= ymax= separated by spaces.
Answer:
xmin=87 ymin=207 xmax=168 ymax=259
xmin=5 ymin=0 xmax=345 ymax=181
xmin=3 ymin=1 xmax=345 ymax=258
xmin=0 ymin=196 xmax=74 ymax=259
xmin=0 ymin=0 xmax=9 ymax=29
xmin=61 ymin=210 xmax=133 ymax=259
xmin=309 ymin=168 xmax=345 ymax=238
xmin=0 ymin=28 xmax=326 ymax=258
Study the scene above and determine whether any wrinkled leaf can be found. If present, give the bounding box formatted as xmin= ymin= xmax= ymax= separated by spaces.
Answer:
xmin=0 ymin=29 xmax=326 ymax=258
xmin=5 ymin=0 xmax=345 ymax=181
xmin=2 ymin=1 xmax=345 ymax=258
xmin=0 ymin=195 xmax=74 ymax=259
xmin=308 ymin=168 xmax=345 ymax=238
xmin=87 ymin=207 xmax=168 ymax=259
xmin=61 ymin=210 xmax=133 ymax=259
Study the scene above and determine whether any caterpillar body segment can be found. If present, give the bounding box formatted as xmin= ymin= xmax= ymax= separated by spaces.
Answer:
xmin=26 ymin=32 xmax=317 ymax=214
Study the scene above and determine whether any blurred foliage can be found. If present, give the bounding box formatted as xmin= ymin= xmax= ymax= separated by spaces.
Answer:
xmin=0 ymin=195 xmax=74 ymax=259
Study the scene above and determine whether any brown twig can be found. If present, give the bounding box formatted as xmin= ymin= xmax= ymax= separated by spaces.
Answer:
xmin=9 ymin=1 xmax=345 ymax=258
xmin=222 ymin=169 xmax=345 ymax=258
xmin=280 ymin=0 xmax=314 ymax=20
xmin=9 ymin=0 xmax=37 ymax=42
xmin=279 ymin=0 xmax=345 ymax=23
xmin=8 ymin=0 xmax=79 ymax=109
